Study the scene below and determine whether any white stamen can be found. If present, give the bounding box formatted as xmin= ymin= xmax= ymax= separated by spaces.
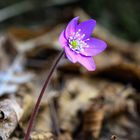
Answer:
xmin=68 ymin=29 xmax=90 ymax=53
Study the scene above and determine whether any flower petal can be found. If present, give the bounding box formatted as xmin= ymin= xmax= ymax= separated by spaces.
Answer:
xmin=76 ymin=19 xmax=96 ymax=39
xmin=81 ymin=38 xmax=107 ymax=56
xmin=59 ymin=30 xmax=67 ymax=48
xmin=65 ymin=17 xmax=79 ymax=39
xmin=77 ymin=55 xmax=96 ymax=71
xmin=64 ymin=46 xmax=77 ymax=63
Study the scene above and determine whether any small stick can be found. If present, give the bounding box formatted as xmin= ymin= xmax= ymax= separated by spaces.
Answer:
xmin=49 ymin=100 xmax=60 ymax=136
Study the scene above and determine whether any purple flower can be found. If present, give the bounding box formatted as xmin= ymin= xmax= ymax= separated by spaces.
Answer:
xmin=59 ymin=17 xmax=107 ymax=71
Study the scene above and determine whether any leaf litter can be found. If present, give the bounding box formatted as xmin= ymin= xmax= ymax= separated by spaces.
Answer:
xmin=0 ymin=7 xmax=139 ymax=140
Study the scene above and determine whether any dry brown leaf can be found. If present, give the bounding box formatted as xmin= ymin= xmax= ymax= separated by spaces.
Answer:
xmin=31 ymin=131 xmax=54 ymax=140
xmin=57 ymin=132 xmax=72 ymax=140
xmin=101 ymin=84 xmax=135 ymax=117
xmin=0 ymin=99 xmax=23 ymax=140
xmin=83 ymin=97 xmax=105 ymax=139
xmin=58 ymin=77 xmax=99 ymax=132
xmin=34 ymin=103 xmax=52 ymax=132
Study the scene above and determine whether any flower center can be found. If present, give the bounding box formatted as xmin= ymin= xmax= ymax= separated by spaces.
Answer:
xmin=68 ymin=29 xmax=89 ymax=53
xmin=70 ymin=40 xmax=79 ymax=49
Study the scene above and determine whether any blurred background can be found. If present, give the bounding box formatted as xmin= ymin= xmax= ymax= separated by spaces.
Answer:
xmin=0 ymin=0 xmax=140 ymax=140
xmin=0 ymin=0 xmax=139 ymax=41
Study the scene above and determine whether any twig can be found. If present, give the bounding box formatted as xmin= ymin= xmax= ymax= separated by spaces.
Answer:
xmin=49 ymin=100 xmax=61 ymax=136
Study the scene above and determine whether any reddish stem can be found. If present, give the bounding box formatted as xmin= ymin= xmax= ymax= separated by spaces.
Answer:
xmin=24 ymin=50 xmax=64 ymax=140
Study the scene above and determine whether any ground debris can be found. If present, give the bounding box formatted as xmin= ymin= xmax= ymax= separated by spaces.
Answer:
xmin=31 ymin=131 xmax=54 ymax=140
xmin=0 ymin=99 xmax=22 ymax=140
xmin=0 ymin=6 xmax=140 ymax=140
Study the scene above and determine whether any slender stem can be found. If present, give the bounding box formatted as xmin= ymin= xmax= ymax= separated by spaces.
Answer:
xmin=24 ymin=50 xmax=64 ymax=140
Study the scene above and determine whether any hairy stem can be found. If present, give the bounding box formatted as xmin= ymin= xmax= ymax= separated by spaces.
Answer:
xmin=24 ymin=50 xmax=64 ymax=140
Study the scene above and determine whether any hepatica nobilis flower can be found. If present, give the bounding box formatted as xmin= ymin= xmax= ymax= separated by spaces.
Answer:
xmin=24 ymin=17 xmax=107 ymax=140
xmin=59 ymin=17 xmax=107 ymax=71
